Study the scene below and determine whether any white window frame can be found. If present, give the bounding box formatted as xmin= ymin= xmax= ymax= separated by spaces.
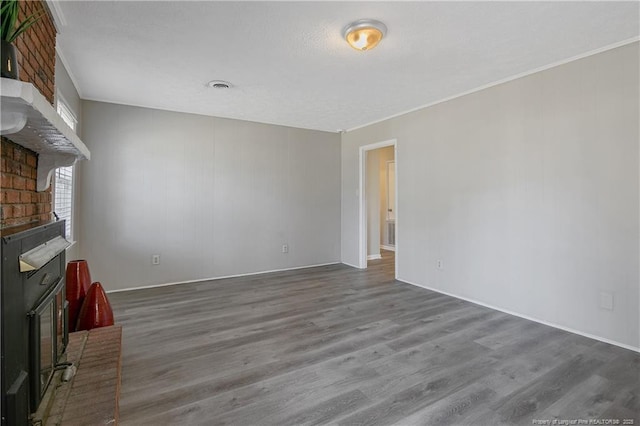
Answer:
xmin=56 ymin=93 xmax=77 ymax=132
xmin=53 ymin=166 xmax=74 ymax=240
xmin=53 ymin=93 xmax=78 ymax=241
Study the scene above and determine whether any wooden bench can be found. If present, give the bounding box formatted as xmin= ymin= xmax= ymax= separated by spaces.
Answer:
xmin=42 ymin=325 xmax=122 ymax=425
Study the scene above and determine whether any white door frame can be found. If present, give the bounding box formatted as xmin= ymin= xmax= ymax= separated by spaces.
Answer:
xmin=359 ymin=139 xmax=398 ymax=278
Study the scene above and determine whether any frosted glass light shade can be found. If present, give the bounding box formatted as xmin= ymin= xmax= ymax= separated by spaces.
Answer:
xmin=344 ymin=19 xmax=387 ymax=51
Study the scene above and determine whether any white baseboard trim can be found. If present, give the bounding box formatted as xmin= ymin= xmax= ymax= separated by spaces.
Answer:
xmin=367 ymin=254 xmax=382 ymax=260
xmin=396 ymin=276 xmax=640 ymax=354
xmin=381 ymin=245 xmax=395 ymax=252
xmin=341 ymin=261 xmax=362 ymax=269
xmin=106 ymin=262 xmax=341 ymax=294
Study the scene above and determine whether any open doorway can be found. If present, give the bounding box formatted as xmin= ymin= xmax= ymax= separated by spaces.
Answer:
xmin=359 ymin=139 xmax=397 ymax=278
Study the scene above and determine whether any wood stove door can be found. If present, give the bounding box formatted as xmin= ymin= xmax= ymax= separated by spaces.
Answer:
xmin=28 ymin=278 xmax=63 ymax=410
xmin=55 ymin=289 xmax=68 ymax=360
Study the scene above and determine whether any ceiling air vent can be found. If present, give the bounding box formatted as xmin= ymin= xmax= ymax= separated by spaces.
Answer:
xmin=207 ymin=80 xmax=232 ymax=89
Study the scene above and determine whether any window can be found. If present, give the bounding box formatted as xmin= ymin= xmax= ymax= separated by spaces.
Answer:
xmin=54 ymin=166 xmax=73 ymax=239
xmin=56 ymin=99 xmax=77 ymax=132
xmin=54 ymin=95 xmax=77 ymax=240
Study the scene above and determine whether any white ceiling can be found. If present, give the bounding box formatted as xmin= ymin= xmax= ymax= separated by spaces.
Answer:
xmin=55 ymin=1 xmax=639 ymax=133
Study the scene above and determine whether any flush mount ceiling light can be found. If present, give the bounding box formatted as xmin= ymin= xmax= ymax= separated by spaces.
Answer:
xmin=343 ymin=19 xmax=387 ymax=51
xmin=207 ymin=80 xmax=232 ymax=89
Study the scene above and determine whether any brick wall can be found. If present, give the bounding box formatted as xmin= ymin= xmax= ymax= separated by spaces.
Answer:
xmin=0 ymin=140 xmax=52 ymax=227
xmin=1 ymin=0 xmax=57 ymax=229
xmin=15 ymin=0 xmax=56 ymax=103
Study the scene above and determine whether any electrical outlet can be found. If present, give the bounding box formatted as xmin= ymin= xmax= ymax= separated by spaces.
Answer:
xmin=599 ymin=291 xmax=613 ymax=310
xmin=152 ymin=254 xmax=160 ymax=265
xmin=437 ymin=260 xmax=444 ymax=270
xmin=282 ymin=244 xmax=289 ymax=253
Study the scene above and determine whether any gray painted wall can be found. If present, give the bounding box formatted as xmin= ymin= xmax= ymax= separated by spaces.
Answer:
xmin=341 ymin=42 xmax=639 ymax=349
xmin=80 ymin=101 xmax=341 ymax=291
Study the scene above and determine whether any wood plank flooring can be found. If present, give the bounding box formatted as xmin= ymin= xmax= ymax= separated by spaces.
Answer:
xmin=109 ymin=252 xmax=639 ymax=425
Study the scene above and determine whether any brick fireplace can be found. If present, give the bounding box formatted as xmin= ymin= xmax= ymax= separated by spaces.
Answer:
xmin=1 ymin=0 xmax=57 ymax=230
xmin=1 ymin=4 xmax=119 ymax=424
xmin=1 ymin=2 xmax=89 ymax=424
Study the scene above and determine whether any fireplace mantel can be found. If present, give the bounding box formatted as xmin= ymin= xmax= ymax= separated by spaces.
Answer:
xmin=0 ymin=77 xmax=91 ymax=191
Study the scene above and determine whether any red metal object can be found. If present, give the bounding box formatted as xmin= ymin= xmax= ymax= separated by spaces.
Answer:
xmin=65 ymin=260 xmax=92 ymax=331
xmin=76 ymin=282 xmax=115 ymax=331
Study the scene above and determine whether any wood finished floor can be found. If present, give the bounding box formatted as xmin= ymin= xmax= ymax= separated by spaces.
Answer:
xmin=110 ymin=252 xmax=639 ymax=425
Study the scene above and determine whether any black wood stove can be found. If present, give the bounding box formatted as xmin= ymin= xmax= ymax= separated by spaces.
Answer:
xmin=1 ymin=221 xmax=70 ymax=426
